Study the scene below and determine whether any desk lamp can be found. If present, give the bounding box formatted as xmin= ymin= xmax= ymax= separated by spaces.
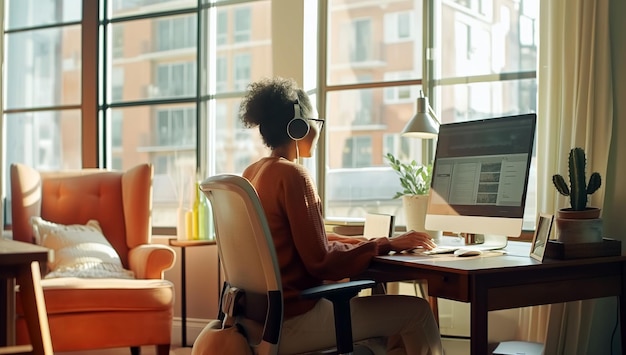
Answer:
xmin=399 ymin=90 xmax=444 ymax=244
xmin=401 ymin=90 xmax=440 ymax=138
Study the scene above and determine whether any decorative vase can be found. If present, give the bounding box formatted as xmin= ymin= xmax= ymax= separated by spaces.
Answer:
xmin=402 ymin=195 xmax=442 ymax=243
xmin=555 ymin=207 xmax=603 ymax=243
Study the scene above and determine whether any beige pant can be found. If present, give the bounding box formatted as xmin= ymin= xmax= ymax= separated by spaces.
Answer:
xmin=278 ymin=294 xmax=443 ymax=355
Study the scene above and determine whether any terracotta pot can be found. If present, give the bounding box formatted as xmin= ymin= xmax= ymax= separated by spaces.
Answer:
xmin=557 ymin=207 xmax=601 ymax=219
xmin=555 ymin=207 xmax=603 ymax=243
xmin=555 ymin=218 xmax=603 ymax=243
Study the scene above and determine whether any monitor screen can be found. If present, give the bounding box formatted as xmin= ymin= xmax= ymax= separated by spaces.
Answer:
xmin=425 ymin=114 xmax=536 ymax=241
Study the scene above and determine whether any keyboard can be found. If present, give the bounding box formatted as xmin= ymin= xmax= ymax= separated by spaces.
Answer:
xmin=421 ymin=246 xmax=459 ymax=255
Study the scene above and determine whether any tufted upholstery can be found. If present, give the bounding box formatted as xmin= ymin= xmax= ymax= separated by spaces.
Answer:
xmin=10 ymin=163 xmax=176 ymax=355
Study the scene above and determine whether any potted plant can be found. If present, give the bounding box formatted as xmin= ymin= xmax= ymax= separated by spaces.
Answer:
xmin=385 ymin=153 xmax=440 ymax=240
xmin=385 ymin=152 xmax=432 ymax=198
xmin=551 ymin=147 xmax=603 ymax=242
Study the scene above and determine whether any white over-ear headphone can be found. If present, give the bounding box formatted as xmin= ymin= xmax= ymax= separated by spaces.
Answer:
xmin=286 ymin=101 xmax=309 ymax=141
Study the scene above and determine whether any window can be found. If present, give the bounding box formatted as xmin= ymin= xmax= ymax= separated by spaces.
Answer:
xmin=112 ymin=25 xmax=124 ymax=58
xmin=2 ymin=0 xmax=83 ymax=188
xmin=216 ymin=56 xmax=228 ymax=92
xmin=111 ymin=67 xmax=124 ymax=101
xmin=233 ymin=53 xmax=251 ymax=92
xmin=342 ymin=136 xmax=372 ymax=168
xmin=322 ymin=0 xmax=538 ymax=229
xmin=156 ymin=15 xmax=196 ymax=51
xmin=2 ymin=0 xmax=537 ymax=233
xmin=155 ymin=62 xmax=196 ymax=98
xmin=352 ymin=19 xmax=372 ymax=62
xmin=384 ymin=12 xmax=413 ymax=43
xmin=216 ymin=10 xmax=227 ymax=46
xmin=233 ymin=7 xmax=251 ymax=43
xmin=2 ymin=0 xmax=272 ymax=230
xmin=111 ymin=111 xmax=123 ymax=148
xmin=156 ymin=107 xmax=195 ymax=146
xmin=384 ymin=72 xmax=418 ymax=103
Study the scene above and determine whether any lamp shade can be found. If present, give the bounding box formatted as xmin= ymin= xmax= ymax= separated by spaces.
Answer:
xmin=401 ymin=93 xmax=439 ymax=138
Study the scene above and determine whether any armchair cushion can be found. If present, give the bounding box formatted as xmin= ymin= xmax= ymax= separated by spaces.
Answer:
xmin=31 ymin=217 xmax=134 ymax=279
xmin=16 ymin=277 xmax=173 ymax=315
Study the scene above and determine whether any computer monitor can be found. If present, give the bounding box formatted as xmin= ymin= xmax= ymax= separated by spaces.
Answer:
xmin=425 ymin=113 xmax=536 ymax=248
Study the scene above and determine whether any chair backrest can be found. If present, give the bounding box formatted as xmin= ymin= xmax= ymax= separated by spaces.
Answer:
xmin=200 ymin=174 xmax=283 ymax=354
xmin=10 ymin=163 xmax=153 ymax=267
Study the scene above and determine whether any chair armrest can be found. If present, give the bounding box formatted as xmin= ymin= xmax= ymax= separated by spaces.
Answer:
xmin=300 ymin=280 xmax=376 ymax=301
xmin=300 ymin=280 xmax=375 ymax=354
xmin=128 ymin=244 xmax=176 ymax=279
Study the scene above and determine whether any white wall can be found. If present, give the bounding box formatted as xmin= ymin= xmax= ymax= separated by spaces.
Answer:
xmin=153 ymin=237 xmax=220 ymax=345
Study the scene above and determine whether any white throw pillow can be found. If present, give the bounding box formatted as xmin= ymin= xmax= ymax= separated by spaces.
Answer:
xmin=31 ymin=217 xmax=135 ymax=279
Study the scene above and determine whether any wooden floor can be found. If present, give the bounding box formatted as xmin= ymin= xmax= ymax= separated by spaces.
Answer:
xmin=55 ymin=338 xmax=469 ymax=355
xmin=57 ymin=347 xmax=192 ymax=355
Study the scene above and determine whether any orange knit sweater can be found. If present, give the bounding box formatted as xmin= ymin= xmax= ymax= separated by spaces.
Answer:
xmin=242 ymin=157 xmax=392 ymax=318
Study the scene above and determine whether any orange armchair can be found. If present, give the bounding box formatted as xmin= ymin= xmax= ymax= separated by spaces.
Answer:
xmin=10 ymin=163 xmax=176 ymax=355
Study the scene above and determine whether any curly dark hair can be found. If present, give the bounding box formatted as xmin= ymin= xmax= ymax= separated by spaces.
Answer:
xmin=239 ymin=77 xmax=314 ymax=149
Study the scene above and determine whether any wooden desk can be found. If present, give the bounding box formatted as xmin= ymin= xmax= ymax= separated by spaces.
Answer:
xmin=0 ymin=239 xmax=52 ymax=355
xmin=360 ymin=241 xmax=626 ymax=355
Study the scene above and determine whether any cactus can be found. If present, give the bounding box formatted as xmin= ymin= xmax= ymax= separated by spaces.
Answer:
xmin=552 ymin=147 xmax=602 ymax=211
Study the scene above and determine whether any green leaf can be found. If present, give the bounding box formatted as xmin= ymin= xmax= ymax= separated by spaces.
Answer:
xmin=385 ymin=152 xmax=432 ymax=198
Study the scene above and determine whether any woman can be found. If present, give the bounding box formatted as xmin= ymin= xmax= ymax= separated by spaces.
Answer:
xmin=240 ymin=77 xmax=443 ymax=355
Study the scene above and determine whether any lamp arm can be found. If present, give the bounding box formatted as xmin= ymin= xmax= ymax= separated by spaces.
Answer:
xmin=427 ymin=105 xmax=441 ymax=124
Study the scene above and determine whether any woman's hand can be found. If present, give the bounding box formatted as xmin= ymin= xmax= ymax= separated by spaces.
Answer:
xmin=388 ymin=230 xmax=437 ymax=252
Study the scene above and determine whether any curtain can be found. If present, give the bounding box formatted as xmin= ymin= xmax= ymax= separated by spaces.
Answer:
xmin=537 ymin=0 xmax=614 ymax=353
xmin=0 ymin=1 xmax=4 ymax=231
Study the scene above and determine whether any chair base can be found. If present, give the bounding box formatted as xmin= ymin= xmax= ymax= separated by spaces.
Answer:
xmin=130 ymin=344 xmax=170 ymax=355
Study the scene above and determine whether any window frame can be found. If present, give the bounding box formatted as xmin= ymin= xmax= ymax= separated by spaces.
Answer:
xmin=2 ymin=0 xmax=538 ymax=236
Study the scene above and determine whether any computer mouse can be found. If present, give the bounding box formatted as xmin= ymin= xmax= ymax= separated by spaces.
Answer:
xmin=454 ymin=248 xmax=483 ymax=257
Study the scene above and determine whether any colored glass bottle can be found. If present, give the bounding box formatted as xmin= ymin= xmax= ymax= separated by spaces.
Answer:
xmin=198 ymin=183 xmax=209 ymax=240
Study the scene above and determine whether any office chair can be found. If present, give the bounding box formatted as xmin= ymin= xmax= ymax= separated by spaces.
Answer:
xmin=198 ymin=174 xmax=376 ymax=355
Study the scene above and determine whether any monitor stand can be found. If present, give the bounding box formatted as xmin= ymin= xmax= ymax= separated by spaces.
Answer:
xmin=435 ymin=233 xmax=508 ymax=250
xmin=466 ymin=234 xmax=508 ymax=250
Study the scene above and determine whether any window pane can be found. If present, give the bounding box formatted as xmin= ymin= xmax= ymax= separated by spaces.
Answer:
xmin=4 ymin=110 xmax=82 ymax=170
xmin=233 ymin=7 xmax=251 ymax=43
xmin=324 ymin=86 xmax=425 ymax=224
xmin=434 ymin=1 xmax=539 ymax=229
xmin=216 ymin=10 xmax=227 ymax=45
xmin=110 ymin=0 xmax=193 ymax=17
xmin=438 ymin=80 xmax=537 ymax=229
xmin=5 ymin=0 xmax=81 ymax=29
xmin=438 ymin=0 xmax=538 ymax=78
xmin=4 ymin=26 xmax=81 ymax=109
xmin=212 ymin=1 xmax=272 ymax=94
xmin=108 ymin=15 xmax=197 ymax=103
xmin=327 ymin=0 xmax=423 ymax=86
xmin=440 ymin=79 xmax=537 ymax=123
xmin=212 ymin=98 xmax=269 ymax=175
xmin=109 ymin=104 xmax=196 ymax=228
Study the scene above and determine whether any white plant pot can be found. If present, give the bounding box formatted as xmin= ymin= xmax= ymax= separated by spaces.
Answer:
xmin=402 ymin=194 xmax=442 ymax=243
xmin=555 ymin=218 xmax=603 ymax=243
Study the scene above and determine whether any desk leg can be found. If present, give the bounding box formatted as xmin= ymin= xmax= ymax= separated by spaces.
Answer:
xmin=0 ymin=279 xmax=10 ymax=346
xmin=17 ymin=261 xmax=53 ymax=355
xmin=428 ymin=296 xmax=439 ymax=327
xmin=617 ymin=263 xmax=626 ymax=354
xmin=470 ymin=279 xmax=488 ymax=355
xmin=180 ymin=247 xmax=188 ymax=347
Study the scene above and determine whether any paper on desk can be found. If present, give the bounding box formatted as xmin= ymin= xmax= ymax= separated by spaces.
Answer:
xmin=493 ymin=341 xmax=544 ymax=355
xmin=363 ymin=213 xmax=395 ymax=239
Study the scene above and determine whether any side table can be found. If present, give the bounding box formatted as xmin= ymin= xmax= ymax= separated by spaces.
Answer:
xmin=0 ymin=238 xmax=52 ymax=354
xmin=168 ymin=239 xmax=216 ymax=347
